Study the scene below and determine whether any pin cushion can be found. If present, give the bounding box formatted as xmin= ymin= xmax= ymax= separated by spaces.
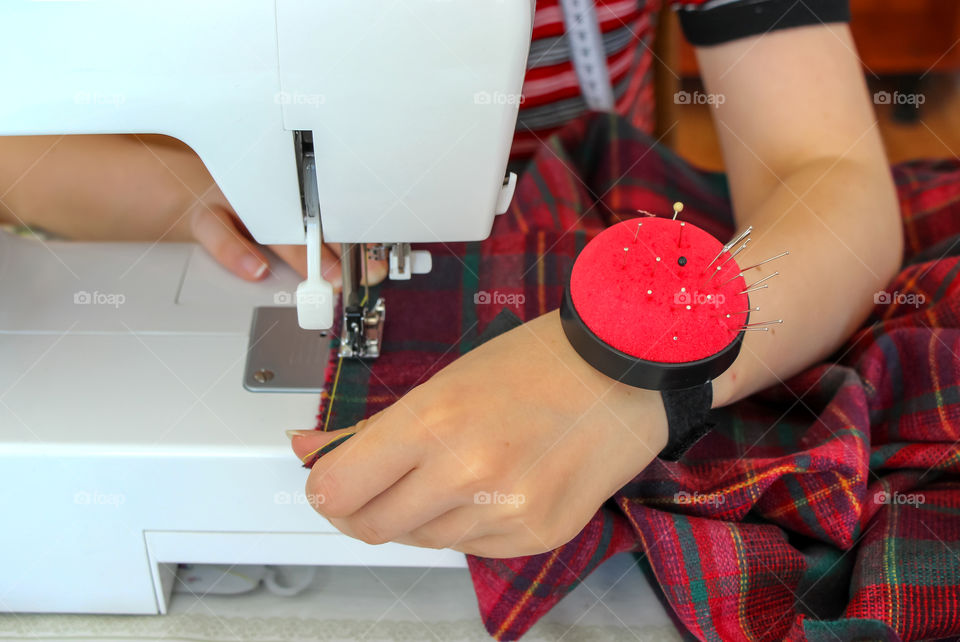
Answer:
xmin=559 ymin=211 xmax=762 ymax=460
xmin=560 ymin=216 xmax=750 ymax=390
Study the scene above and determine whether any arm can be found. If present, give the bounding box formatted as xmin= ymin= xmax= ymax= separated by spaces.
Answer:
xmin=0 ymin=134 xmax=274 ymax=278
xmin=697 ymin=23 xmax=903 ymax=406
xmin=0 ymin=134 xmax=385 ymax=284
xmin=287 ymin=22 xmax=901 ymax=558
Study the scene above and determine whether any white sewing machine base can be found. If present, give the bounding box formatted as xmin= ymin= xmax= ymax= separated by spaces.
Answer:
xmin=0 ymin=232 xmax=464 ymax=616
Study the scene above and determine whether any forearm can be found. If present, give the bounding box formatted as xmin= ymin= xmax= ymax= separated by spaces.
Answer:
xmin=711 ymin=157 xmax=902 ymax=407
xmin=0 ymin=134 xmax=210 ymax=240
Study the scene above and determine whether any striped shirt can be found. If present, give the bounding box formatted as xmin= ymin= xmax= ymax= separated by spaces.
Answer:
xmin=511 ymin=0 xmax=850 ymax=159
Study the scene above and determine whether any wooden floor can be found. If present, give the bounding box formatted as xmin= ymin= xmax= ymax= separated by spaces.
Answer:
xmin=671 ymin=73 xmax=960 ymax=172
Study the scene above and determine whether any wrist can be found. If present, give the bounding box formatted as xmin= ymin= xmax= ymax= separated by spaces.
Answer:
xmin=542 ymin=309 xmax=670 ymax=459
xmin=710 ymin=366 xmax=740 ymax=409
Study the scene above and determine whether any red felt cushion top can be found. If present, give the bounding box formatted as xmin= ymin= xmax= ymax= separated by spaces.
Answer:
xmin=569 ymin=217 xmax=749 ymax=363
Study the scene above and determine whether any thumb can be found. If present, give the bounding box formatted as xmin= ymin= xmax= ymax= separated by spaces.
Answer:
xmin=189 ymin=203 xmax=269 ymax=281
xmin=286 ymin=410 xmax=386 ymax=468
xmin=287 ymin=428 xmax=356 ymax=468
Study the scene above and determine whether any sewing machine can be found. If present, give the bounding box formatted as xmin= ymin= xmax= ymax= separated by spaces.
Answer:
xmin=0 ymin=1 xmax=532 ymax=614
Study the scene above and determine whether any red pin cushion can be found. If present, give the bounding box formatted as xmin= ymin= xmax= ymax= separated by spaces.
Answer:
xmin=560 ymin=217 xmax=749 ymax=390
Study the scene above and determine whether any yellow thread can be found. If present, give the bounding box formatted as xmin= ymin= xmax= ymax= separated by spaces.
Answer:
xmin=300 ymin=431 xmax=356 ymax=464
xmin=322 ymin=244 xmax=366 ymax=433
xmin=315 ymin=245 xmax=370 ymax=450
xmin=323 ymin=356 xmax=344 ymax=432
xmin=361 ymin=244 xmax=370 ymax=307
xmin=300 ymin=447 xmax=322 ymax=464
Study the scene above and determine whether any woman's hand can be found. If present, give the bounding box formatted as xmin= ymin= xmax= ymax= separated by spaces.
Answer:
xmin=289 ymin=310 xmax=668 ymax=558
xmin=0 ymin=134 xmax=387 ymax=286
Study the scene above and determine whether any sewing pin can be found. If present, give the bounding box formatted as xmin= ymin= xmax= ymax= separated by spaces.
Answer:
xmin=726 ymin=307 xmax=760 ymax=318
xmin=709 ymin=239 xmax=751 ymax=281
xmin=726 ymin=226 xmax=753 ymax=252
xmin=703 ymin=226 xmax=753 ymax=275
xmin=740 ymin=284 xmax=769 ymax=295
xmin=672 ymin=201 xmax=684 ymax=220
xmin=706 ymin=239 xmax=750 ymax=282
xmin=742 ymin=271 xmax=779 ymax=290
xmin=622 ymin=247 xmax=629 ymax=267
xmin=678 ymin=222 xmax=685 ymax=247
xmin=741 ymin=319 xmax=783 ymax=328
xmin=737 ymin=251 xmax=789 ymax=274
xmin=724 ymin=268 xmax=779 ymax=288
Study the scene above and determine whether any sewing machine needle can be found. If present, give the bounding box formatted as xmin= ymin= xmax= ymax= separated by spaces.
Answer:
xmin=703 ymin=225 xmax=753 ymax=275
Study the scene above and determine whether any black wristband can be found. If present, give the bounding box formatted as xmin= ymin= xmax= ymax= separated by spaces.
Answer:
xmin=677 ymin=0 xmax=850 ymax=47
xmin=659 ymin=382 xmax=714 ymax=461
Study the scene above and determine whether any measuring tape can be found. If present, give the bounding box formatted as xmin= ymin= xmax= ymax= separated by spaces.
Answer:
xmin=559 ymin=0 xmax=615 ymax=111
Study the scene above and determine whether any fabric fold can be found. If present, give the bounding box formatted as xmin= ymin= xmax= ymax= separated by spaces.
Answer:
xmin=317 ymin=113 xmax=960 ymax=641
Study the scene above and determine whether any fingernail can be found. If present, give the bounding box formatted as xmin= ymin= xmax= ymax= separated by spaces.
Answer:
xmin=285 ymin=429 xmax=314 ymax=440
xmin=301 ymin=432 xmax=356 ymax=468
xmin=242 ymin=255 xmax=268 ymax=279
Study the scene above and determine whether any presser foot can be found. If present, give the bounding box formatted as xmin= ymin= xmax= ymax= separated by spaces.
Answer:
xmin=337 ymin=297 xmax=385 ymax=359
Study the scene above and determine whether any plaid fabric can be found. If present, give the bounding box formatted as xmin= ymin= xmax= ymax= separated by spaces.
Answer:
xmin=314 ymin=113 xmax=960 ymax=641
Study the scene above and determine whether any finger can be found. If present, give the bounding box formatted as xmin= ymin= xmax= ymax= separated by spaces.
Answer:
xmin=453 ymin=532 xmax=553 ymax=559
xmin=297 ymin=411 xmax=425 ymax=518
xmin=288 ymin=428 xmax=357 ymax=468
xmin=363 ymin=257 xmax=389 ymax=287
xmin=320 ymin=243 xmax=387 ymax=287
xmin=269 ymin=243 xmax=346 ymax=288
xmin=189 ymin=204 xmax=269 ymax=280
xmin=321 ymin=243 xmax=344 ymax=287
xmin=393 ymin=505 xmax=493 ymax=550
xmin=269 ymin=244 xmax=309 ymax=279
xmin=328 ymin=468 xmax=465 ymax=546
xmin=287 ymin=409 xmax=383 ymax=463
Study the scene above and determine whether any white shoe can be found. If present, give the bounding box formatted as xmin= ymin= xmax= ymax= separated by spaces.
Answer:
xmin=174 ymin=564 xmax=316 ymax=596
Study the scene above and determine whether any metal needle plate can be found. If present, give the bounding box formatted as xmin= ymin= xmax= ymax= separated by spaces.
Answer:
xmin=243 ymin=306 xmax=331 ymax=393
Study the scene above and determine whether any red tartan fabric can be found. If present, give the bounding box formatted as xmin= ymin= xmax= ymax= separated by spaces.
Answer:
xmin=316 ymin=113 xmax=960 ymax=641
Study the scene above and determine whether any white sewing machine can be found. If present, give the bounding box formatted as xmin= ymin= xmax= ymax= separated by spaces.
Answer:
xmin=0 ymin=1 xmax=531 ymax=614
